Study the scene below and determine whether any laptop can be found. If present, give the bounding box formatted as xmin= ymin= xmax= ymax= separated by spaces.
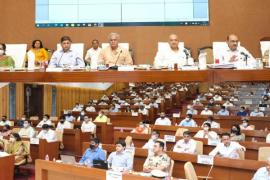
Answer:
xmin=92 ymin=160 xmax=108 ymax=170
xmin=60 ymin=155 xmax=77 ymax=164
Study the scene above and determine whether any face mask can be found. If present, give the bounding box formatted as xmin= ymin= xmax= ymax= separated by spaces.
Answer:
xmin=90 ymin=145 xmax=95 ymax=150
xmin=151 ymin=135 xmax=158 ymax=140
xmin=203 ymin=127 xmax=209 ymax=131
xmin=9 ymin=137 xmax=15 ymax=142
xmin=139 ymin=125 xmax=144 ymax=128
xmin=160 ymin=116 xmax=165 ymax=119
xmin=186 ymin=118 xmax=191 ymax=121
xmin=21 ymin=118 xmax=26 ymax=121
xmin=205 ymin=108 xmax=208 ymax=111
xmin=231 ymin=129 xmax=238 ymax=134
xmin=0 ymin=50 xmax=4 ymax=55
xmin=23 ymin=123 xmax=28 ymax=128
xmin=43 ymin=118 xmax=47 ymax=121
xmin=60 ymin=120 xmax=65 ymax=124
xmin=243 ymin=122 xmax=248 ymax=127
xmin=81 ymin=112 xmax=85 ymax=116
xmin=254 ymin=110 xmax=259 ymax=113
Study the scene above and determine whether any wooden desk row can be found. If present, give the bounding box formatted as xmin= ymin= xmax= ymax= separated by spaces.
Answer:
xmin=81 ymin=143 xmax=267 ymax=180
xmin=0 ymin=155 xmax=14 ymax=180
xmin=1 ymin=69 xmax=270 ymax=83
xmin=113 ymin=131 xmax=270 ymax=160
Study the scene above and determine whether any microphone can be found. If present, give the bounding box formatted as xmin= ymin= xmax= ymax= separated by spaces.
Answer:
xmin=110 ymin=50 xmax=122 ymax=70
xmin=240 ymin=52 xmax=249 ymax=58
xmin=183 ymin=49 xmax=191 ymax=66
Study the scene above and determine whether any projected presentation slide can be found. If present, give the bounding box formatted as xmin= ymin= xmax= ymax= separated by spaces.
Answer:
xmin=36 ymin=0 xmax=209 ymax=27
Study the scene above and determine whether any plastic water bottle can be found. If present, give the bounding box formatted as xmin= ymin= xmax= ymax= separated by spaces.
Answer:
xmin=198 ymin=52 xmax=207 ymax=69
xmin=45 ymin=154 xmax=49 ymax=161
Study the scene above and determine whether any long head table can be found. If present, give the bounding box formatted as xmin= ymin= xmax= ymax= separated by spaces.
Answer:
xmin=1 ymin=69 xmax=270 ymax=83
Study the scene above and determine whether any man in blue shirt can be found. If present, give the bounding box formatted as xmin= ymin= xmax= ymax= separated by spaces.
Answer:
xmin=236 ymin=106 xmax=248 ymax=116
xmin=79 ymin=138 xmax=106 ymax=166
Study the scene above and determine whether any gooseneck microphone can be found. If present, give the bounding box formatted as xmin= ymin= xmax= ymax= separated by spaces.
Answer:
xmin=110 ymin=50 xmax=122 ymax=70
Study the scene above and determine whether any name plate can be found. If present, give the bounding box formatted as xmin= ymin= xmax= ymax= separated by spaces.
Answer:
xmin=131 ymin=112 xmax=139 ymax=116
xmin=181 ymin=66 xmax=199 ymax=71
xmin=164 ymin=135 xmax=176 ymax=142
xmin=197 ymin=155 xmax=214 ymax=165
xmin=30 ymin=138 xmax=39 ymax=144
xmin=106 ymin=170 xmax=122 ymax=180
xmin=208 ymin=139 xmax=220 ymax=146
xmin=118 ymin=66 xmax=135 ymax=71
xmin=172 ymin=113 xmax=180 ymax=118
xmin=46 ymin=68 xmax=63 ymax=72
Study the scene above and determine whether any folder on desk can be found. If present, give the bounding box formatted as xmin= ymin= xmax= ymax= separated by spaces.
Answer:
xmin=207 ymin=63 xmax=235 ymax=69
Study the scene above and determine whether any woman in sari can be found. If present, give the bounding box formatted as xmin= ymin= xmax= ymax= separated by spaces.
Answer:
xmin=0 ymin=43 xmax=15 ymax=68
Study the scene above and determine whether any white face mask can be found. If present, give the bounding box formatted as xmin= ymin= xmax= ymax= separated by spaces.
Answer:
xmin=203 ymin=127 xmax=209 ymax=131
xmin=0 ymin=50 xmax=4 ymax=55
xmin=10 ymin=137 xmax=15 ymax=142
xmin=23 ymin=123 xmax=28 ymax=128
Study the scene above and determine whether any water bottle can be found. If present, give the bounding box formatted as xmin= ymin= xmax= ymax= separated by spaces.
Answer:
xmin=45 ymin=154 xmax=49 ymax=161
xmin=198 ymin=52 xmax=207 ymax=69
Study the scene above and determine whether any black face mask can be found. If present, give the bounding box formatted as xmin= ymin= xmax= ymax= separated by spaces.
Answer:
xmin=231 ymin=130 xmax=238 ymax=134
xmin=60 ymin=120 xmax=65 ymax=124
xmin=90 ymin=145 xmax=96 ymax=150
xmin=2 ymin=129 xmax=8 ymax=132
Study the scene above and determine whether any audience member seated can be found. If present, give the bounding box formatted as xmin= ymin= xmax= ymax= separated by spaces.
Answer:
xmin=0 ymin=125 xmax=12 ymax=137
xmin=16 ymin=114 xmax=27 ymax=127
xmin=239 ymin=118 xmax=255 ymax=130
xmin=79 ymin=138 xmax=106 ymax=166
xmin=138 ymin=106 xmax=149 ymax=116
xmin=194 ymin=123 xmax=219 ymax=140
xmin=107 ymin=140 xmax=133 ymax=172
xmin=81 ymin=116 xmax=96 ymax=133
xmin=131 ymin=122 xmax=149 ymax=134
xmin=19 ymin=120 xmax=35 ymax=138
xmin=207 ymin=99 xmax=215 ymax=107
xmin=72 ymin=102 xmax=83 ymax=112
xmin=0 ymin=43 xmax=15 ymax=68
xmin=94 ymin=110 xmax=108 ymax=123
xmin=109 ymin=104 xmax=119 ymax=113
xmin=236 ymin=106 xmax=248 ymax=117
xmin=142 ymin=131 xmax=160 ymax=155
xmin=186 ymin=105 xmax=198 ymax=115
xmin=98 ymin=100 xmax=108 ymax=106
xmin=223 ymin=100 xmax=234 ymax=108
xmin=154 ymin=112 xmax=171 ymax=126
xmin=85 ymin=104 xmax=96 ymax=112
xmin=202 ymin=116 xmax=220 ymax=128
xmin=0 ymin=115 xmax=11 ymax=126
xmin=178 ymin=114 xmax=197 ymax=127
xmin=209 ymin=133 xmax=246 ymax=159
xmin=143 ymin=140 xmax=171 ymax=174
xmin=37 ymin=124 xmax=57 ymax=142
xmin=173 ymin=131 xmax=197 ymax=154
xmin=230 ymin=124 xmax=245 ymax=141
xmin=56 ymin=116 xmax=73 ymax=131
xmin=230 ymin=96 xmax=239 ymax=102
xmin=36 ymin=114 xmax=52 ymax=128
xmin=252 ymin=157 xmax=270 ymax=180
xmin=200 ymin=106 xmax=214 ymax=115
xmin=3 ymin=133 xmax=30 ymax=165
xmin=65 ymin=112 xmax=75 ymax=122
xmin=267 ymin=133 xmax=270 ymax=143
xmin=213 ymin=93 xmax=223 ymax=101
xmin=48 ymin=36 xmax=85 ymax=68
xmin=217 ymin=106 xmax=230 ymax=116
xmin=250 ymin=108 xmax=264 ymax=117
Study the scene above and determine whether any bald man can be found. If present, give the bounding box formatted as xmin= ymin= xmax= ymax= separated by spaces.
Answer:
xmin=218 ymin=34 xmax=255 ymax=66
xmin=252 ymin=156 xmax=270 ymax=179
xmin=154 ymin=34 xmax=188 ymax=68
xmin=98 ymin=33 xmax=133 ymax=67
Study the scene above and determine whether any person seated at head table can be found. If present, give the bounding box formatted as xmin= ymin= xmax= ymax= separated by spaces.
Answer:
xmin=186 ymin=105 xmax=198 ymax=115
xmin=143 ymin=140 xmax=171 ymax=173
xmin=36 ymin=114 xmax=52 ymax=128
xmin=250 ymin=107 xmax=264 ymax=117
xmin=200 ymin=106 xmax=214 ymax=116
xmin=194 ymin=123 xmax=219 ymax=140
xmin=26 ymin=39 xmax=48 ymax=66
xmin=37 ymin=124 xmax=57 ymax=142
xmin=0 ymin=43 xmax=15 ymax=68
xmin=209 ymin=132 xmax=246 ymax=159
xmin=93 ymin=110 xmax=108 ymax=123
xmin=217 ymin=106 xmax=230 ymax=116
xmin=252 ymin=156 xmax=270 ymax=180
xmin=153 ymin=34 xmax=190 ymax=68
xmin=0 ymin=115 xmax=12 ymax=126
xmin=72 ymin=102 xmax=83 ymax=112
xmin=98 ymin=32 xmax=133 ymax=67
xmin=48 ymin=36 xmax=85 ymax=68
xmin=18 ymin=120 xmax=35 ymax=138
xmin=107 ymin=140 xmax=133 ymax=172
xmin=81 ymin=115 xmax=96 ymax=133
xmin=216 ymin=34 xmax=255 ymax=66
xmin=202 ymin=116 xmax=220 ymax=129
xmin=154 ymin=112 xmax=171 ymax=126
xmin=131 ymin=122 xmax=149 ymax=134
xmin=173 ymin=131 xmax=197 ymax=154
xmin=1 ymin=133 xmax=30 ymax=165
xmin=213 ymin=93 xmax=223 ymax=101
xmin=84 ymin=39 xmax=101 ymax=67
xmin=56 ymin=116 xmax=73 ymax=131
xmin=79 ymin=138 xmax=106 ymax=166
xmin=236 ymin=106 xmax=248 ymax=117
xmin=223 ymin=100 xmax=234 ymax=108
xmin=178 ymin=114 xmax=197 ymax=127
xmin=239 ymin=118 xmax=255 ymax=130
xmin=230 ymin=124 xmax=245 ymax=141
xmin=85 ymin=104 xmax=96 ymax=112
xmin=0 ymin=125 xmax=12 ymax=137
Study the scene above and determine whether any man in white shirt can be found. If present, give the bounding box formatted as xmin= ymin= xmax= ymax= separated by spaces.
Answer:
xmin=200 ymin=106 xmax=214 ymax=116
xmin=142 ymin=131 xmax=160 ymax=155
xmin=209 ymin=133 xmax=246 ymax=159
xmin=252 ymin=157 xmax=270 ymax=180
xmin=223 ymin=100 xmax=234 ymax=108
xmin=0 ymin=115 xmax=11 ymax=126
xmin=36 ymin=114 xmax=52 ymax=128
xmin=173 ymin=131 xmax=197 ymax=154
xmin=84 ymin=39 xmax=101 ymax=68
xmin=37 ymin=124 xmax=57 ymax=142
xmin=217 ymin=34 xmax=255 ymax=67
xmin=19 ymin=120 xmax=35 ymax=138
xmin=81 ymin=116 xmax=96 ymax=133
xmin=250 ymin=108 xmax=264 ymax=117
xmin=217 ymin=106 xmax=230 ymax=116
xmin=154 ymin=34 xmax=188 ymax=68
xmin=56 ymin=117 xmax=73 ymax=131
xmin=213 ymin=94 xmax=223 ymax=101
xmin=72 ymin=103 xmax=83 ymax=112
xmin=85 ymin=105 xmax=96 ymax=112
xmin=154 ymin=112 xmax=171 ymax=126
xmin=195 ymin=123 xmax=219 ymax=140
xmin=186 ymin=105 xmax=198 ymax=115
xmin=202 ymin=116 xmax=220 ymax=129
